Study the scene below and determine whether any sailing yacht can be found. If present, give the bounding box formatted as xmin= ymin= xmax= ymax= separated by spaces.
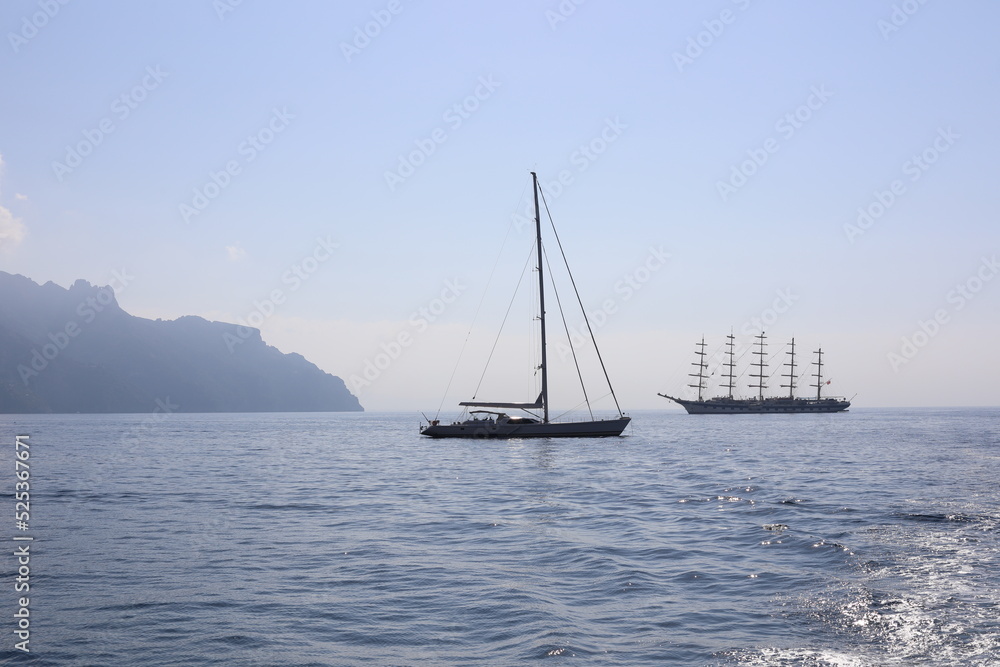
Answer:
xmin=420 ymin=173 xmax=631 ymax=438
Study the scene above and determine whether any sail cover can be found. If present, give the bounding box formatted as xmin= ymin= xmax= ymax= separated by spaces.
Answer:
xmin=460 ymin=392 xmax=543 ymax=409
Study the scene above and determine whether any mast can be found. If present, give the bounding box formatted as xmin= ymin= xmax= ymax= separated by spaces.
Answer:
xmin=688 ymin=336 xmax=708 ymax=401
xmin=721 ymin=330 xmax=736 ymax=399
xmin=811 ymin=348 xmax=825 ymax=401
xmin=749 ymin=332 xmax=767 ymax=401
xmin=781 ymin=337 xmax=797 ymax=399
xmin=531 ymin=172 xmax=549 ymax=423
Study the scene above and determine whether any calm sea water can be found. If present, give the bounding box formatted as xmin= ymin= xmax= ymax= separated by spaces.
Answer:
xmin=2 ymin=408 xmax=998 ymax=665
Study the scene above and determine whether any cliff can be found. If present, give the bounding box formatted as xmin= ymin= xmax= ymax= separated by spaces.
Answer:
xmin=0 ymin=272 xmax=363 ymax=413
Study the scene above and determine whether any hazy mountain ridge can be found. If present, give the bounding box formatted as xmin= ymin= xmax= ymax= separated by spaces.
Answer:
xmin=0 ymin=272 xmax=362 ymax=413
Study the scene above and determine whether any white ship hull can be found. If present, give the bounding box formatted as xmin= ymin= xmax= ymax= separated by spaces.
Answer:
xmin=660 ymin=395 xmax=850 ymax=414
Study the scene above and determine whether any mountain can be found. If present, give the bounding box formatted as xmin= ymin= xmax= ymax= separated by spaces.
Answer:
xmin=0 ymin=272 xmax=362 ymax=413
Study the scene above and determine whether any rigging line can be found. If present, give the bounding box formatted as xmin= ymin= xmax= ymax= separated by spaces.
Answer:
xmin=436 ymin=325 xmax=474 ymax=418
xmin=434 ymin=184 xmax=530 ymax=417
xmin=734 ymin=345 xmax=753 ymax=364
xmin=543 ymin=246 xmax=594 ymax=420
xmin=765 ymin=342 xmax=788 ymax=380
xmin=551 ymin=392 xmax=614 ymax=422
xmin=732 ymin=342 xmax=755 ymax=383
xmin=470 ymin=242 xmax=537 ymax=401
xmin=537 ymin=186 xmax=625 ymax=417
xmin=705 ymin=339 xmax=726 ymax=377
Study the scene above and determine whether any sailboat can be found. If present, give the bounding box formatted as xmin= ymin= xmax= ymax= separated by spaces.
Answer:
xmin=420 ymin=172 xmax=631 ymax=438
xmin=658 ymin=332 xmax=851 ymax=414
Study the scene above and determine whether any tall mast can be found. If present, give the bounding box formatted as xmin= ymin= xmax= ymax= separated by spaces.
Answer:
xmin=531 ymin=172 xmax=549 ymax=423
xmin=722 ymin=330 xmax=736 ymax=399
xmin=811 ymin=348 xmax=825 ymax=401
xmin=781 ymin=337 xmax=797 ymax=399
xmin=749 ymin=331 xmax=767 ymax=401
xmin=688 ymin=336 xmax=708 ymax=401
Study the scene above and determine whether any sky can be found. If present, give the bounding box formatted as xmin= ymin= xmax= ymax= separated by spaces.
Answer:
xmin=1 ymin=0 xmax=998 ymax=412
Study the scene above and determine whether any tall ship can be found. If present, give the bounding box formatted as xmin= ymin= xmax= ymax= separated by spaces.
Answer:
xmin=659 ymin=332 xmax=851 ymax=414
xmin=420 ymin=172 xmax=630 ymax=438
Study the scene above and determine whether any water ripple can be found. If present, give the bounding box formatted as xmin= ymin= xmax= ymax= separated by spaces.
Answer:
xmin=10 ymin=408 xmax=1000 ymax=665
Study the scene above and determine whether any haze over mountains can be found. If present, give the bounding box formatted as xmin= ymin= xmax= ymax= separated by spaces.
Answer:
xmin=0 ymin=272 xmax=362 ymax=414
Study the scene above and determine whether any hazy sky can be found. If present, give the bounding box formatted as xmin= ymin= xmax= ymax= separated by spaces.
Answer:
xmin=2 ymin=1 xmax=998 ymax=412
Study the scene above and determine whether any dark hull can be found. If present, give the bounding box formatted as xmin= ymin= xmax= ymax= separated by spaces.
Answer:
xmin=421 ymin=416 xmax=631 ymax=438
xmin=659 ymin=394 xmax=850 ymax=414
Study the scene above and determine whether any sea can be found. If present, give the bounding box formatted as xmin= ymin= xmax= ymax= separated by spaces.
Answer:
xmin=1 ymin=407 xmax=998 ymax=666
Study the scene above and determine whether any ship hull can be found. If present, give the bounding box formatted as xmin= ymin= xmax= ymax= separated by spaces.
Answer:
xmin=421 ymin=416 xmax=631 ymax=438
xmin=660 ymin=395 xmax=849 ymax=414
